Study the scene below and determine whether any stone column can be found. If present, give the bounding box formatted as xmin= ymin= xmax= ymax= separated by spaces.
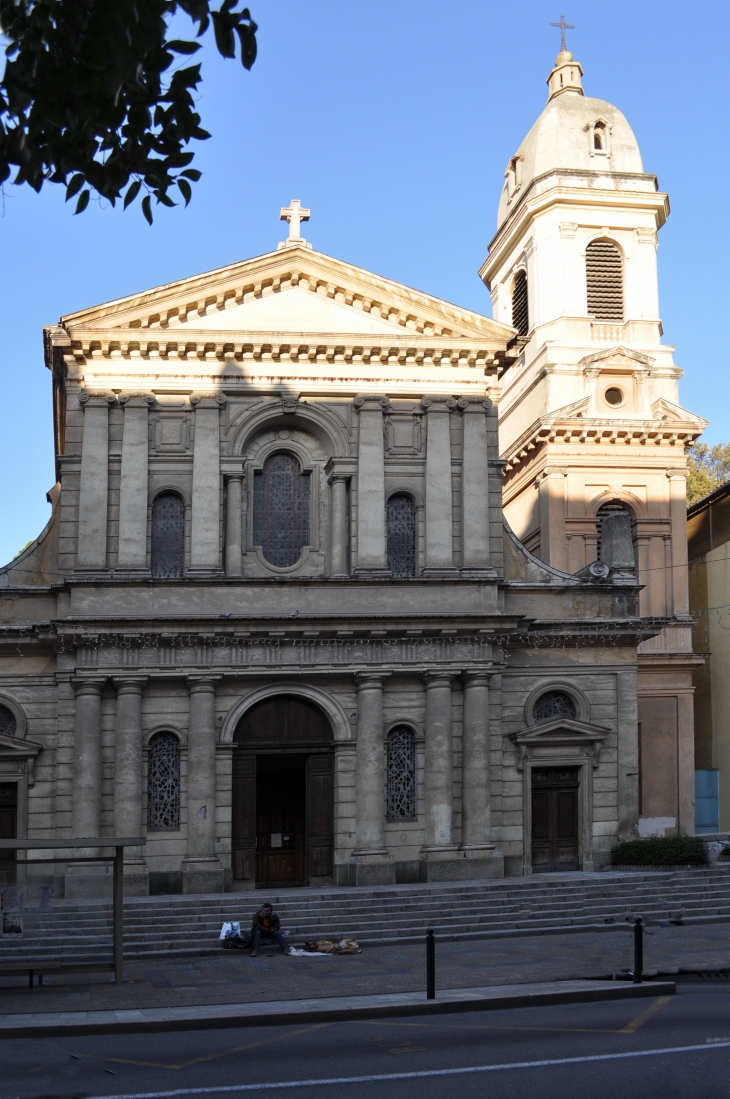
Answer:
xmin=224 ymin=474 xmax=244 ymax=577
xmin=182 ymin=675 xmax=224 ymax=893
xmin=329 ymin=475 xmax=349 ymax=577
xmin=189 ymin=395 xmax=225 ymax=576
xmin=66 ymin=677 xmax=107 ymax=899
xmin=352 ymin=672 xmax=394 ymax=885
xmin=117 ymin=395 xmax=153 ymax=574
xmin=77 ymin=392 xmax=115 ymax=571
xmin=460 ymin=669 xmax=495 ymax=851
xmin=112 ymin=676 xmax=149 ymax=894
xmin=458 ymin=398 xmax=491 ymax=575
xmin=353 ymin=395 xmax=390 ymax=576
xmin=421 ymin=671 xmax=458 ymax=853
xmin=421 ymin=397 xmax=458 ymax=576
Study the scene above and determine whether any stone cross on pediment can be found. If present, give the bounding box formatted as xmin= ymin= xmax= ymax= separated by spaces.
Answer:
xmin=278 ymin=199 xmax=311 ymax=250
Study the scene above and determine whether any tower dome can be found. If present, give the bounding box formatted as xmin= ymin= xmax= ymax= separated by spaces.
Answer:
xmin=497 ymin=53 xmax=644 ymax=227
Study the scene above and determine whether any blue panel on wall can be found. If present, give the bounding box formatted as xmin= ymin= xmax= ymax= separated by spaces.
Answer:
xmin=695 ymin=769 xmax=719 ymax=834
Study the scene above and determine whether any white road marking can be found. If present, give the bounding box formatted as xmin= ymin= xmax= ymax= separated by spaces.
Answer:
xmin=75 ymin=1038 xmax=730 ymax=1097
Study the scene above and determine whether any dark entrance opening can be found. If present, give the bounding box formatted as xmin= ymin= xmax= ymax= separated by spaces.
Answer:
xmin=232 ymin=696 xmax=334 ymax=888
xmin=531 ymin=767 xmax=579 ymax=872
xmin=0 ymin=783 xmax=18 ymax=886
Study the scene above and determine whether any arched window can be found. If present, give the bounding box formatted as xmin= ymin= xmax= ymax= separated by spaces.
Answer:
xmin=534 ymin=691 xmax=577 ymax=723
xmin=151 ymin=493 xmax=185 ymax=578
xmin=0 ymin=705 xmax=16 ymax=738
xmin=597 ymin=503 xmax=636 ymax=571
xmin=586 ymin=239 xmax=624 ymax=322
xmin=387 ymin=726 xmax=417 ymax=821
xmin=253 ymin=452 xmax=310 ymax=568
xmin=147 ymin=732 xmax=181 ymax=831
xmin=387 ymin=494 xmax=416 ymax=577
xmin=593 ymin=121 xmax=606 ymax=150
xmin=512 ymin=270 xmax=529 ymax=336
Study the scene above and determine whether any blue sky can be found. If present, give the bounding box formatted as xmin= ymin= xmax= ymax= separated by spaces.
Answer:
xmin=0 ymin=0 xmax=727 ymax=565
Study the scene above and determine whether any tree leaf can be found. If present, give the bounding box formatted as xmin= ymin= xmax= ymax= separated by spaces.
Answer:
xmin=123 ymin=179 xmax=142 ymax=209
xmin=181 ymin=168 xmax=202 ymax=181
xmin=65 ymin=173 xmax=86 ymax=202
xmin=74 ymin=189 xmax=90 ymax=215
xmin=142 ymin=194 xmax=153 ymax=225
xmin=167 ymin=39 xmax=202 ymax=54
xmin=177 ymin=177 xmax=192 ymax=206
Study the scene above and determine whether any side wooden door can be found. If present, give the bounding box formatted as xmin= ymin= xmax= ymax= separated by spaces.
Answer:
xmin=307 ymin=754 xmax=334 ymax=882
xmin=232 ymin=752 xmax=256 ymax=881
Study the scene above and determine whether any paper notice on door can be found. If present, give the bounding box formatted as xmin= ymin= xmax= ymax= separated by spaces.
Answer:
xmin=1 ymin=913 xmax=23 ymax=938
xmin=270 ymin=833 xmax=283 ymax=848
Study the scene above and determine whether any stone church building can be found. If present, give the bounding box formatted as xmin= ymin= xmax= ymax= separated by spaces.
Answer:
xmin=0 ymin=46 xmax=705 ymax=896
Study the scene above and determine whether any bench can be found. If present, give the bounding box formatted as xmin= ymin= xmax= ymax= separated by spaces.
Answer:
xmin=0 ymin=962 xmax=115 ymax=988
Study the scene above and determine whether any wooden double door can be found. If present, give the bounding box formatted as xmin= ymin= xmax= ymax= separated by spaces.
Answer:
xmin=0 ymin=783 xmax=17 ymax=886
xmin=531 ymin=767 xmax=580 ymax=873
xmin=232 ymin=697 xmax=334 ymax=888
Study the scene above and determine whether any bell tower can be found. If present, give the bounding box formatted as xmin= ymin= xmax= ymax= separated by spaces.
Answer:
xmin=480 ymin=44 xmax=707 ymax=838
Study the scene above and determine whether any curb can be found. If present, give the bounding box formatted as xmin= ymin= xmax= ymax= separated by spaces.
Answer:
xmin=0 ymin=979 xmax=676 ymax=1038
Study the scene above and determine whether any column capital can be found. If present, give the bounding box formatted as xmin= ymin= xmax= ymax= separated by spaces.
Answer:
xmin=78 ymin=390 xmax=116 ymax=408
xmin=354 ymin=394 xmax=390 ymax=411
xmin=186 ymin=674 xmax=223 ymax=693
xmin=224 ymin=471 xmax=245 ymax=484
xmin=462 ymin=667 xmax=495 ymax=688
xmin=118 ymin=393 xmax=155 ymax=408
xmin=457 ymin=396 xmax=492 ymax=413
xmin=190 ymin=394 xmax=226 ymax=408
xmin=421 ymin=395 xmax=456 ymax=412
xmin=71 ymin=676 xmax=106 ymax=695
xmin=354 ymin=671 xmax=391 ymax=689
xmin=325 ymin=455 xmax=357 ymax=483
xmin=112 ymin=675 xmax=149 ymax=693
xmin=422 ymin=669 xmax=460 ymax=687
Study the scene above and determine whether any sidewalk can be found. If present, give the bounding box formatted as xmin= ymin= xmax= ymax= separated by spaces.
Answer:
xmin=0 ymin=979 xmax=676 ymax=1038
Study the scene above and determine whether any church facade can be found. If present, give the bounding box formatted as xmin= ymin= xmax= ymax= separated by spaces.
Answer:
xmin=0 ymin=48 xmax=699 ymax=896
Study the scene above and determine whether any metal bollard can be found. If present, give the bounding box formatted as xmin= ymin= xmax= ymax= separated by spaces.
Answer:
xmin=633 ymin=915 xmax=643 ymax=984
xmin=426 ymin=928 xmax=436 ymax=1000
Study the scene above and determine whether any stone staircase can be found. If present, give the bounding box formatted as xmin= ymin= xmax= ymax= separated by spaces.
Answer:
xmin=3 ymin=867 xmax=730 ymax=967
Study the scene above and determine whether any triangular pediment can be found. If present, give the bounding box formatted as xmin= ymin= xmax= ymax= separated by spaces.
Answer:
xmin=652 ymin=397 xmax=709 ymax=427
xmin=59 ymin=244 xmax=514 ymax=344
xmin=0 ymin=731 xmax=42 ymax=758
xmin=579 ymin=345 xmax=654 ymax=371
xmin=511 ymin=717 xmax=610 ymax=744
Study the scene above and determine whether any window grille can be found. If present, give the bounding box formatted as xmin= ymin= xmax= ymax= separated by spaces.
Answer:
xmin=387 ymin=494 xmax=416 ymax=577
xmin=253 ymin=452 xmax=310 ymax=568
xmin=533 ymin=691 xmax=577 ymax=722
xmin=147 ymin=731 xmax=181 ymax=831
xmin=151 ymin=493 xmax=185 ymax=578
xmin=586 ymin=240 xmax=624 ymax=321
xmin=387 ymin=726 xmax=417 ymax=821
xmin=512 ymin=271 xmax=529 ymax=336
xmin=0 ymin=705 xmax=16 ymax=737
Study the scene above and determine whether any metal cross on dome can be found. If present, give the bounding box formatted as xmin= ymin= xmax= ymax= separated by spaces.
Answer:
xmin=279 ymin=199 xmax=310 ymax=243
xmin=551 ymin=13 xmax=575 ymax=52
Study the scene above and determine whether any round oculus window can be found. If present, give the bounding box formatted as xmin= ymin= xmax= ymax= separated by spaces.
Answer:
xmin=604 ymin=387 xmax=624 ymax=406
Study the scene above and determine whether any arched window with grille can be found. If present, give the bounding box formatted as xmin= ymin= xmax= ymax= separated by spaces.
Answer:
xmin=597 ymin=502 xmax=636 ymax=571
xmin=586 ymin=239 xmax=624 ymax=321
xmin=512 ymin=270 xmax=529 ymax=336
xmin=150 ymin=493 xmax=185 ymax=578
xmin=0 ymin=705 xmax=17 ymax=738
xmin=533 ymin=691 xmax=577 ymax=723
xmin=147 ymin=731 xmax=181 ymax=831
xmin=253 ymin=452 xmax=310 ymax=568
xmin=387 ymin=726 xmax=417 ymax=821
xmin=593 ymin=121 xmax=607 ymax=151
xmin=387 ymin=494 xmax=416 ymax=577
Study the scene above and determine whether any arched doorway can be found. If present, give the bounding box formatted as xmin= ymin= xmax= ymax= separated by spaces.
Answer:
xmin=232 ymin=696 xmax=334 ymax=888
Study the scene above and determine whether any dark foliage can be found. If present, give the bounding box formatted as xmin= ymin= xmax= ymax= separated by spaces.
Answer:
xmin=610 ymin=835 xmax=708 ymax=867
xmin=0 ymin=0 xmax=257 ymax=221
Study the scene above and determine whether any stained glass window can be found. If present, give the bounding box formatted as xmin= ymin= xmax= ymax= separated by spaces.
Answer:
xmin=387 ymin=726 xmax=417 ymax=821
xmin=533 ymin=691 xmax=577 ymax=723
xmin=147 ymin=731 xmax=181 ymax=831
xmin=0 ymin=705 xmax=16 ymax=738
xmin=151 ymin=493 xmax=185 ymax=578
xmin=387 ymin=494 xmax=416 ymax=577
xmin=253 ymin=452 xmax=310 ymax=568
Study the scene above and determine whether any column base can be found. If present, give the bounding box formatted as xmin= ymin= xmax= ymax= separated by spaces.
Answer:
xmin=122 ymin=860 xmax=150 ymax=897
xmin=113 ymin=568 xmax=151 ymax=581
xmin=65 ymin=862 xmax=113 ymax=899
xmin=419 ymin=846 xmax=504 ymax=882
xmin=460 ymin=568 xmax=498 ymax=580
xmin=352 ymin=567 xmax=392 ymax=579
xmin=181 ymin=858 xmax=225 ymax=894
xmin=420 ymin=567 xmax=460 ymax=579
xmin=351 ymin=849 xmax=395 ymax=887
xmin=185 ymin=568 xmax=225 ymax=580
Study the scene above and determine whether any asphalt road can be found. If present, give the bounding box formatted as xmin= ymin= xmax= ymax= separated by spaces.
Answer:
xmin=3 ymin=984 xmax=730 ymax=1099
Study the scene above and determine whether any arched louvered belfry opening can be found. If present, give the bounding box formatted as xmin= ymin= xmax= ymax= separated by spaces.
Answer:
xmin=253 ymin=452 xmax=310 ymax=568
xmin=150 ymin=493 xmax=185 ymax=578
xmin=512 ymin=270 xmax=529 ymax=336
xmin=586 ymin=239 xmax=624 ymax=322
xmin=387 ymin=494 xmax=417 ymax=577
xmin=597 ymin=501 xmax=636 ymax=570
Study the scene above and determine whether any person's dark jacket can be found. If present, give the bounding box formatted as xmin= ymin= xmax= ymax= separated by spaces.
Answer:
xmin=251 ymin=909 xmax=281 ymax=935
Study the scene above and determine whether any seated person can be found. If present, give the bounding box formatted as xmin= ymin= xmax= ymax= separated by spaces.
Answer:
xmin=251 ymin=903 xmax=290 ymax=956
